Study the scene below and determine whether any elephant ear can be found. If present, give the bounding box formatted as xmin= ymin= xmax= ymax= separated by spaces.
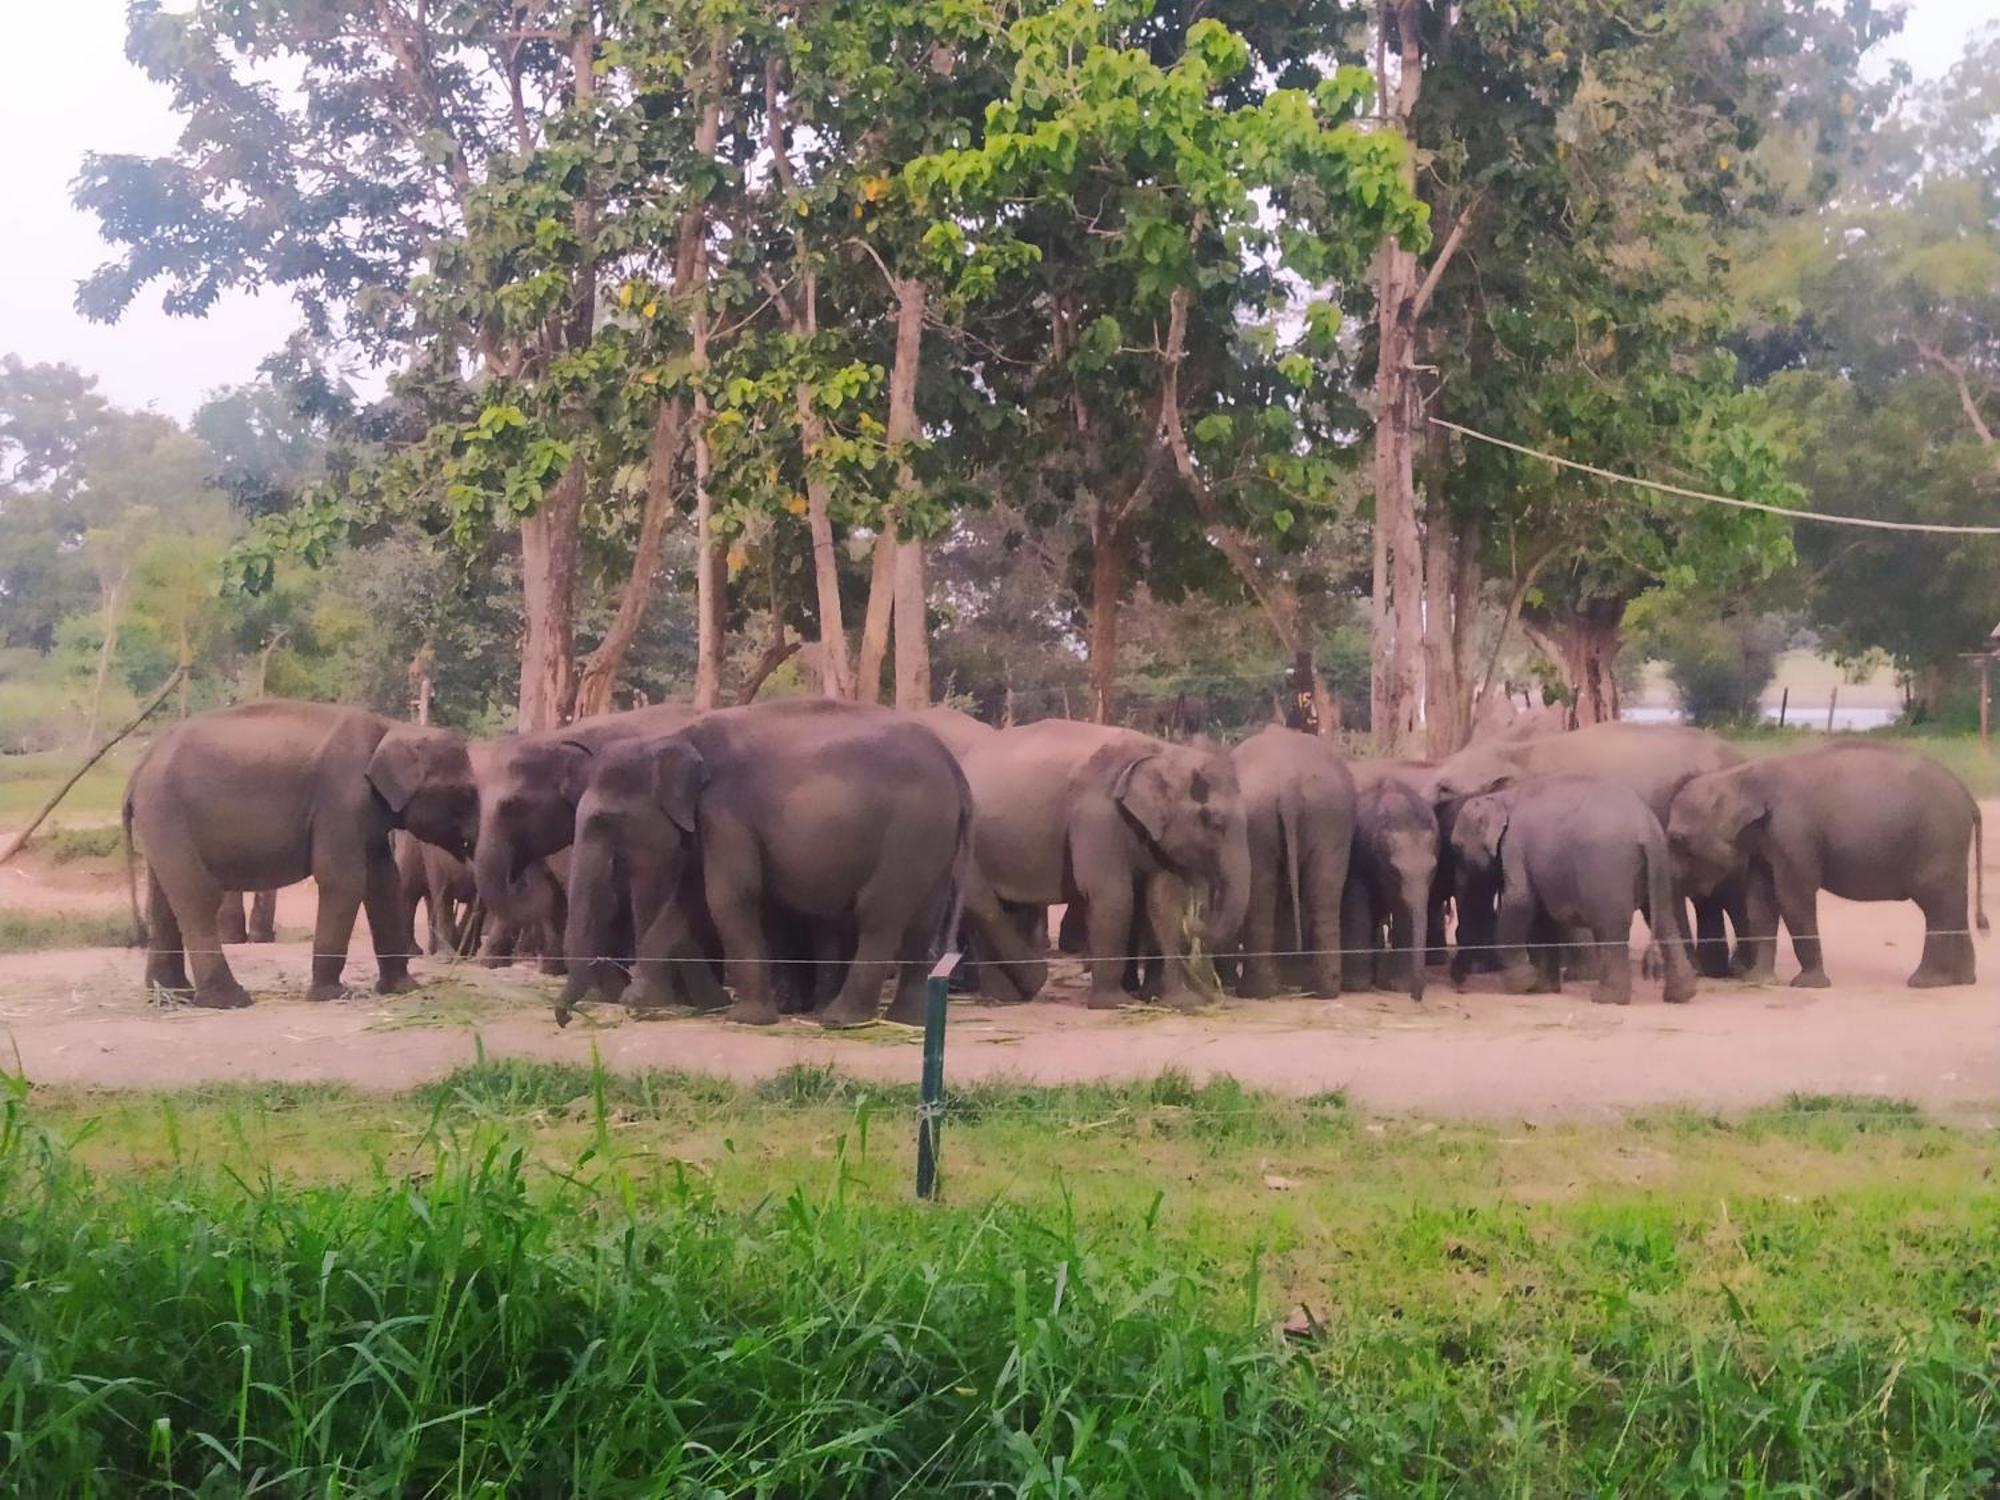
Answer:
xmin=651 ymin=740 xmax=706 ymax=834
xmin=367 ymin=728 xmax=462 ymax=816
xmin=1455 ymin=795 xmax=1509 ymax=868
xmin=1109 ymin=753 xmax=1173 ymax=845
xmin=1714 ymin=775 xmax=1772 ymax=847
xmin=554 ymin=739 xmax=599 ymax=805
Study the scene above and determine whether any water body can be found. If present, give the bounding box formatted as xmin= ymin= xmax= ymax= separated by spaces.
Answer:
xmin=1622 ymin=704 xmax=1901 ymax=731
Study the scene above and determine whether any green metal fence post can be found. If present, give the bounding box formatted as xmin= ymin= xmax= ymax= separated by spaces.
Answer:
xmin=916 ymin=951 xmax=959 ymax=1200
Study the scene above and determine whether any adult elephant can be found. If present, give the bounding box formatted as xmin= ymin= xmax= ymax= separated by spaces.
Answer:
xmin=1344 ymin=761 xmax=1439 ymax=1001
xmin=1668 ymin=742 xmax=1987 ymax=988
xmin=124 ymin=700 xmax=478 ymax=1008
xmin=1451 ymin=774 xmax=1697 ymax=1006
xmin=562 ymin=698 xmax=971 ymax=1027
xmin=906 ymin=705 xmax=997 ymax=761
xmin=1433 ymin=722 xmax=1748 ymax=977
xmin=1230 ymin=726 xmax=1354 ymax=999
xmin=470 ymin=703 xmax=700 ymax=970
xmin=957 ymin=721 xmax=1250 ymax=1010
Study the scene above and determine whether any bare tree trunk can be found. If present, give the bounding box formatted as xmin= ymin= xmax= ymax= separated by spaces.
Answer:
xmin=856 ymin=534 xmax=896 ymax=703
xmin=888 ymin=276 xmax=930 ymax=707
xmin=85 ymin=573 xmax=127 ymax=752
xmin=574 ymin=399 xmax=686 ymax=717
xmin=1422 ymin=509 xmax=1465 ymax=757
xmin=800 ymin=389 xmax=854 ymax=698
xmin=1369 ymin=0 xmax=1426 ymax=755
xmin=692 ymin=391 xmax=723 ymax=710
xmin=1089 ymin=507 xmax=1123 ymax=724
xmin=517 ymin=459 xmax=584 ymax=729
xmin=1523 ymin=599 xmax=1625 ymax=727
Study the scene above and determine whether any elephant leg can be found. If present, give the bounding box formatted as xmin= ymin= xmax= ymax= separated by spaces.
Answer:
xmin=1342 ymin=881 xmax=1375 ymax=991
xmin=363 ymin=853 xmax=420 ymax=995
xmin=305 ymin=871 xmax=365 ymax=1003
xmin=960 ymin=879 xmax=1048 ymax=1002
xmin=1082 ymin=874 xmax=1137 ymax=1010
xmin=1495 ymin=889 xmax=1543 ymax=995
xmin=816 ymin=892 xmax=903 ymax=1029
xmin=1691 ymin=892 xmax=1732 ymax=980
xmin=1057 ymin=901 xmax=1088 ymax=954
xmin=216 ymin=892 xmax=250 ymax=946
xmin=1588 ymin=909 xmax=1633 ymax=1006
xmin=174 ymin=866 xmax=252 ymax=1009
xmin=1305 ymin=841 xmax=1347 ymax=999
xmin=1733 ymin=863 xmax=1780 ymax=982
xmin=247 ymin=889 xmax=277 ymax=944
xmin=884 ymin=877 xmax=956 ymax=1027
xmin=1562 ymin=925 xmax=1601 ymax=983
xmin=1142 ymin=870 xmax=1203 ymax=1011
xmin=1773 ymin=869 xmax=1829 ymax=988
xmin=1237 ymin=851 xmax=1282 ymax=999
xmin=1910 ymin=883 xmax=1976 ymax=987
xmin=144 ymin=867 xmax=193 ymax=996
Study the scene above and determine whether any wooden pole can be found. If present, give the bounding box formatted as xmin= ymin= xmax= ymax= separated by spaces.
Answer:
xmin=1981 ymin=655 xmax=1991 ymax=756
xmin=0 ymin=666 xmax=184 ymax=866
xmin=1825 ymin=685 xmax=1838 ymax=734
xmin=1777 ymin=687 xmax=1789 ymax=729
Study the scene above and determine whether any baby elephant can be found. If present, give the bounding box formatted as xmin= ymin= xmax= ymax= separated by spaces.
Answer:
xmin=1451 ymin=774 xmax=1696 ymax=1006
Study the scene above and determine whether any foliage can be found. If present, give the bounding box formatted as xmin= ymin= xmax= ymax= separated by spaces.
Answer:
xmin=1635 ymin=608 xmax=1787 ymax=727
xmin=2 ymin=1070 xmax=1996 ymax=1494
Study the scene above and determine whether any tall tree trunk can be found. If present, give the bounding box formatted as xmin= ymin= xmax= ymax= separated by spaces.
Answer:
xmin=517 ymin=457 xmax=584 ymax=730
xmin=1523 ymin=598 xmax=1626 ymax=726
xmin=574 ymin=398 xmax=686 ymax=717
xmin=856 ymin=534 xmax=896 ymax=703
xmin=84 ymin=573 xmax=126 ymax=752
xmin=691 ymin=390 xmax=724 ymax=710
xmin=887 ymin=276 xmax=930 ymax=707
xmin=1369 ymin=0 xmax=1426 ymax=755
xmin=1088 ymin=506 xmax=1123 ymax=724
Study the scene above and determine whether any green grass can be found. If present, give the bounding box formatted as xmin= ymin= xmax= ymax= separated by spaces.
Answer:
xmin=0 ymin=746 xmax=136 ymax=826
xmin=1719 ymin=727 xmax=2000 ymax=797
xmin=0 ymin=909 xmax=135 ymax=953
xmin=24 ymin=824 xmax=126 ymax=863
xmin=2 ymin=1064 xmax=1995 ymax=1495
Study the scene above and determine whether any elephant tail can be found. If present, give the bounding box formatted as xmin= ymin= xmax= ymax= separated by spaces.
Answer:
xmin=1975 ymin=803 xmax=1990 ymax=935
xmin=936 ymin=792 xmax=976 ymax=964
xmin=122 ymin=790 xmax=146 ymax=948
xmin=1278 ymin=789 xmax=1304 ymax=956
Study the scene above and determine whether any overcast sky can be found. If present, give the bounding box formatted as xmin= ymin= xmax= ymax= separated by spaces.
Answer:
xmin=2 ymin=3 xmax=1995 ymax=422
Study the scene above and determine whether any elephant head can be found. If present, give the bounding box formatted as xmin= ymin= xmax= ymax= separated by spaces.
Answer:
xmin=1666 ymin=766 xmax=1765 ymax=898
xmin=562 ymin=736 xmax=704 ymax=1001
xmin=1432 ymin=746 xmax=1519 ymax=808
xmin=472 ymin=733 xmax=597 ymax=926
xmin=1106 ymin=743 xmax=1250 ymax=947
xmin=367 ymin=726 xmax=479 ymax=859
xmin=1450 ymin=791 xmax=1511 ymax=876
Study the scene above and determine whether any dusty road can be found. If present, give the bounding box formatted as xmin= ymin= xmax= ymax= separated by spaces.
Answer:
xmin=2 ymin=858 xmax=1992 ymax=1119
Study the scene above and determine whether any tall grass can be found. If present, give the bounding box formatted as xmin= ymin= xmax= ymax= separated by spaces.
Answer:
xmin=0 ymin=909 xmax=136 ymax=953
xmin=2 ymin=1066 xmax=1996 ymax=1495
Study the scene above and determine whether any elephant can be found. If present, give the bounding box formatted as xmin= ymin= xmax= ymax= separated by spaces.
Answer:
xmin=1667 ymin=742 xmax=1988 ymax=988
xmin=957 ymin=720 xmax=1250 ymax=1010
xmin=1229 ymin=725 xmax=1354 ymax=998
xmin=470 ymin=703 xmax=700 ymax=972
xmin=1451 ymin=774 xmax=1697 ymax=1006
xmin=1344 ymin=766 xmax=1437 ymax=1000
xmin=906 ymin=704 xmax=997 ymax=761
xmin=123 ymin=700 xmax=478 ymax=1008
xmin=563 ymin=698 xmax=972 ymax=1027
xmin=393 ymin=830 xmax=479 ymax=957
xmin=1433 ymin=722 xmax=1748 ymax=978
xmin=216 ymin=889 xmax=278 ymax=945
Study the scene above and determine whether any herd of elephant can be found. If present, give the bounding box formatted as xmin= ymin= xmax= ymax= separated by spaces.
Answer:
xmin=121 ymin=697 xmax=1989 ymax=1023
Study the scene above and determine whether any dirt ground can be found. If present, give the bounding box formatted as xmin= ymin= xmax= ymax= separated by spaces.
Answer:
xmin=2 ymin=815 xmax=1994 ymax=1121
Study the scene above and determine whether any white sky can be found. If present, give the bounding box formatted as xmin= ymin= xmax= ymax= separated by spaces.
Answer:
xmin=1 ymin=1 xmax=1994 ymax=422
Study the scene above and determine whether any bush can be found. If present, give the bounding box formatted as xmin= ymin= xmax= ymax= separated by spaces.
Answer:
xmin=1651 ymin=613 xmax=1786 ymax=726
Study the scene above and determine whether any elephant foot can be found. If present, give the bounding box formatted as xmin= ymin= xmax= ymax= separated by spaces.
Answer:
xmin=376 ymin=973 xmax=422 ymax=997
xmin=883 ymin=994 xmax=927 ymax=1027
xmin=537 ymin=957 xmax=567 ymax=978
xmin=1235 ymin=972 xmax=1280 ymax=1001
xmin=192 ymin=981 xmax=254 ymax=1010
xmin=479 ymin=953 xmax=515 ymax=970
xmin=1499 ymin=966 xmax=1540 ymax=996
xmin=1907 ymin=967 xmax=1971 ymax=990
xmin=1085 ymin=987 xmax=1127 ymax=1011
xmin=814 ymin=1000 xmax=879 ymax=1029
xmin=1407 ymin=982 xmax=1426 ymax=1004
xmin=1790 ymin=969 xmax=1831 ymax=990
xmin=1662 ymin=975 xmax=1697 ymax=1005
xmin=305 ymin=981 xmax=351 ymax=1003
xmin=1734 ymin=962 xmax=1777 ymax=985
xmin=726 ymin=998 xmax=781 ymax=1027
xmin=1157 ymin=984 xmax=1203 ymax=1013
xmin=1590 ymin=985 xmax=1632 ymax=1007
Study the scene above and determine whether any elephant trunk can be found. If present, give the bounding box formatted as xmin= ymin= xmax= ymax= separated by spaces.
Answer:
xmin=561 ymin=828 xmax=619 ymax=1005
xmin=1203 ymin=815 xmax=1253 ymax=952
xmin=1406 ymin=876 xmax=1429 ymax=1003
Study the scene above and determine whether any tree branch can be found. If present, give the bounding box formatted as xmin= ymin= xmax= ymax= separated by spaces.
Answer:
xmin=1912 ymin=337 xmax=1998 ymax=455
xmin=1411 ymin=190 xmax=1484 ymax=321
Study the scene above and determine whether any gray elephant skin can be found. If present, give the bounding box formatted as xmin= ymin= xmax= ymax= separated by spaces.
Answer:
xmin=1452 ymin=774 xmax=1697 ymax=1006
xmin=1434 ymin=722 xmax=1747 ymax=977
xmin=470 ymin=703 xmax=700 ymax=969
xmin=123 ymin=699 xmax=478 ymax=1007
xmin=1345 ymin=761 xmax=1438 ymax=1000
xmin=958 ymin=720 xmax=1250 ymax=1010
xmin=564 ymin=698 xmax=972 ymax=1027
xmin=394 ymin=830 xmax=480 ymax=957
xmin=1230 ymin=726 xmax=1354 ymax=998
xmin=1668 ymin=742 xmax=1988 ymax=988
xmin=216 ymin=889 xmax=278 ymax=945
